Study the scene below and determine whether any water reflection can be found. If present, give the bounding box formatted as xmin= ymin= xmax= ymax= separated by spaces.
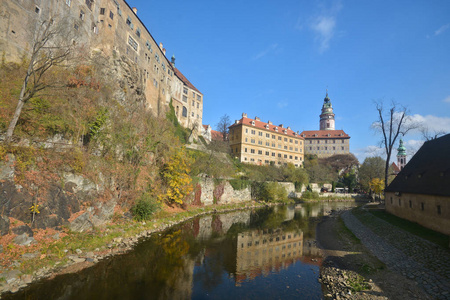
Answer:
xmin=2 ymin=202 xmax=356 ymax=300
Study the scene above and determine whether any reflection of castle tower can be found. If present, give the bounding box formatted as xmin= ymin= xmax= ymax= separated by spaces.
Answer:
xmin=319 ymin=91 xmax=335 ymax=130
xmin=235 ymin=229 xmax=303 ymax=285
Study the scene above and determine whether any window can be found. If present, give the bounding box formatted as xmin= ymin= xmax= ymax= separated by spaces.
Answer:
xmin=183 ymin=87 xmax=188 ymax=94
xmin=80 ymin=10 xmax=85 ymax=20
xmin=66 ymin=0 xmax=71 ymax=7
xmin=136 ymin=28 xmax=141 ymax=38
xmin=284 ymin=138 xmax=287 ymax=142
xmin=74 ymin=23 xmax=79 ymax=30
xmin=341 ymin=147 xmax=344 ymax=150
xmin=197 ymin=95 xmax=201 ymax=100
xmin=278 ymin=137 xmax=281 ymax=140
xmin=259 ymin=132 xmax=263 ymax=136
xmin=192 ymin=92 xmax=195 ymax=97
xmin=128 ymin=35 xmax=138 ymax=51
xmin=191 ymin=112 xmax=194 ymax=117
xmin=109 ymin=11 xmax=114 ymax=19
xmin=182 ymin=95 xmax=187 ymax=102
xmin=342 ymin=140 xmax=345 ymax=143
xmin=251 ymin=149 xmax=255 ymax=154
xmin=289 ymin=155 xmax=293 ymax=159
xmin=398 ymin=199 xmax=401 ymax=206
xmin=85 ymin=0 xmax=93 ymax=10
xmin=197 ymin=102 xmax=199 ymax=108
xmin=266 ymin=133 xmax=270 ymax=138
xmin=244 ymin=148 xmax=247 ymax=152
xmin=278 ymin=154 xmax=281 ymax=158
xmin=421 ymin=202 xmax=424 ymax=211
xmin=272 ymin=135 xmax=275 ymax=139
xmin=251 ymin=139 xmax=255 ymax=144
xmin=192 ymin=100 xmax=195 ymax=106
xmin=100 ymin=8 xmax=106 ymax=15
xmin=437 ymin=205 xmax=441 ymax=215
xmin=265 ymin=151 xmax=269 ymax=156
xmin=251 ymin=130 xmax=255 ymax=135
xmin=126 ymin=17 xmax=132 ymax=26
xmin=182 ymin=106 xmax=187 ymax=117
xmin=35 ymin=6 xmax=40 ymax=14
xmin=258 ymin=150 xmax=262 ymax=155
xmin=272 ymin=153 xmax=275 ymax=156
xmin=258 ymin=140 xmax=262 ymax=145
xmin=284 ymin=154 xmax=287 ymax=158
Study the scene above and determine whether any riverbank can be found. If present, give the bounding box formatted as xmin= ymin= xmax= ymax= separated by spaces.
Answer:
xmin=0 ymin=201 xmax=271 ymax=296
xmin=316 ymin=204 xmax=448 ymax=299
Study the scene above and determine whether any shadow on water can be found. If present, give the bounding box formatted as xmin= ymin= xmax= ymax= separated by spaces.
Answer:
xmin=2 ymin=202 xmax=357 ymax=300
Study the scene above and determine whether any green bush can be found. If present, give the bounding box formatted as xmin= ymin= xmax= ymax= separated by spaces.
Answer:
xmin=229 ymin=178 xmax=250 ymax=190
xmin=131 ymin=194 xmax=160 ymax=221
xmin=301 ymin=190 xmax=320 ymax=199
xmin=254 ymin=182 xmax=288 ymax=203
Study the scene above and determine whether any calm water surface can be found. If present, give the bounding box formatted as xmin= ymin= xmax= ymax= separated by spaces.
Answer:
xmin=3 ymin=201 xmax=357 ymax=300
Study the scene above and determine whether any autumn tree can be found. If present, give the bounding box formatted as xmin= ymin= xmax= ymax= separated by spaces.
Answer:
xmin=369 ymin=178 xmax=384 ymax=201
xmin=159 ymin=148 xmax=193 ymax=206
xmin=5 ymin=16 xmax=77 ymax=143
xmin=358 ymin=156 xmax=385 ymax=193
xmin=372 ymin=101 xmax=418 ymax=189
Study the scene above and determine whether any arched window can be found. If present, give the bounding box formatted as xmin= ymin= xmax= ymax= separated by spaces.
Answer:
xmin=182 ymin=106 xmax=187 ymax=117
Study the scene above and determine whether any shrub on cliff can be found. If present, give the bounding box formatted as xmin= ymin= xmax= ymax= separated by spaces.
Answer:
xmin=131 ymin=194 xmax=161 ymax=221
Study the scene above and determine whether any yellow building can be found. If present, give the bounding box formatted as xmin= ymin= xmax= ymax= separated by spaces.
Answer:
xmin=229 ymin=113 xmax=305 ymax=167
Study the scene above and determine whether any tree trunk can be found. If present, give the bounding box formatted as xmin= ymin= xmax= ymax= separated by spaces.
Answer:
xmin=5 ymin=77 xmax=29 ymax=143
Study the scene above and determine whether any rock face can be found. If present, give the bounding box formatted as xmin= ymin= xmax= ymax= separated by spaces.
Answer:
xmin=0 ymin=215 xmax=10 ymax=236
xmin=69 ymin=199 xmax=117 ymax=232
xmin=197 ymin=178 xmax=251 ymax=205
xmin=0 ymin=156 xmax=108 ymax=233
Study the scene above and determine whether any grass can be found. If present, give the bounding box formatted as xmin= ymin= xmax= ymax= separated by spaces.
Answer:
xmin=347 ymin=274 xmax=371 ymax=292
xmin=360 ymin=208 xmax=449 ymax=249
xmin=337 ymin=216 xmax=361 ymax=244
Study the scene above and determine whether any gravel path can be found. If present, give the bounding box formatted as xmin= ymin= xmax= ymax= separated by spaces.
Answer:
xmin=342 ymin=209 xmax=450 ymax=300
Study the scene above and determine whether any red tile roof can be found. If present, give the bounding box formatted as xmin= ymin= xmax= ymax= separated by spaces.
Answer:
xmin=211 ymin=129 xmax=223 ymax=141
xmin=300 ymin=130 xmax=350 ymax=139
xmin=229 ymin=117 xmax=304 ymax=139
xmin=173 ymin=67 xmax=201 ymax=94
xmin=391 ymin=162 xmax=400 ymax=173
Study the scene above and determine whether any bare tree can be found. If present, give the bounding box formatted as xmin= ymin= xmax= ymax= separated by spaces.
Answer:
xmin=216 ymin=114 xmax=231 ymax=141
xmin=5 ymin=17 xmax=75 ymax=143
xmin=420 ymin=126 xmax=447 ymax=141
xmin=372 ymin=101 xmax=418 ymax=189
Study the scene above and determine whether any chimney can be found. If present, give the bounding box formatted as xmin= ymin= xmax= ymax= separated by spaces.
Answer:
xmin=162 ymin=48 xmax=166 ymax=55
xmin=255 ymin=116 xmax=260 ymax=121
xmin=159 ymin=42 xmax=163 ymax=50
xmin=242 ymin=113 xmax=247 ymax=118
xmin=268 ymin=120 xmax=272 ymax=125
xmin=132 ymin=7 xmax=137 ymax=14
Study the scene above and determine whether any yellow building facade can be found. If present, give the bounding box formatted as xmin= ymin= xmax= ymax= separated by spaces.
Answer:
xmin=229 ymin=113 xmax=305 ymax=167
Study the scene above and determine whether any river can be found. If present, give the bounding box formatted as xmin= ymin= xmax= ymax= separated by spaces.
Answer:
xmin=2 ymin=201 xmax=358 ymax=300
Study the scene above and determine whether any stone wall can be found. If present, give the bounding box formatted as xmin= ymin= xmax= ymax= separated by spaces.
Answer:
xmin=385 ymin=192 xmax=450 ymax=235
xmin=196 ymin=178 xmax=251 ymax=206
xmin=277 ymin=182 xmax=296 ymax=198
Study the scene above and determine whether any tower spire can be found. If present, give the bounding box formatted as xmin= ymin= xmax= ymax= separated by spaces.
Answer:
xmin=320 ymin=91 xmax=335 ymax=130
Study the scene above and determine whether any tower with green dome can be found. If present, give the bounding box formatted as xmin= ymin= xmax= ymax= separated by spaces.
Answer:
xmin=397 ymin=139 xmax=407 ymax=170
xmin=319 ymin=90 xmax=335 ymax=130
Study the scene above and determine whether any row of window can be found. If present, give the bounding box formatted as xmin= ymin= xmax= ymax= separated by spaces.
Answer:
xmin=242 ymin=138 xmax=303 ymax=152
xmin=391 ymin=197 xmax=442 ymax=215
xmin=235 ymin=148 xmax=303 ymax=161
xmin=244 ymin=129 xmax=302 ymax=144
xmin=308 ymin=146 xmax=345 ymax=151
xmin=309 ymin=139 xmax=345 ymax=144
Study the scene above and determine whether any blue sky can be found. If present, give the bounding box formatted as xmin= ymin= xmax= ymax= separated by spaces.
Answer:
xmin=127 ymin=0 xmax=450 ymax=163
